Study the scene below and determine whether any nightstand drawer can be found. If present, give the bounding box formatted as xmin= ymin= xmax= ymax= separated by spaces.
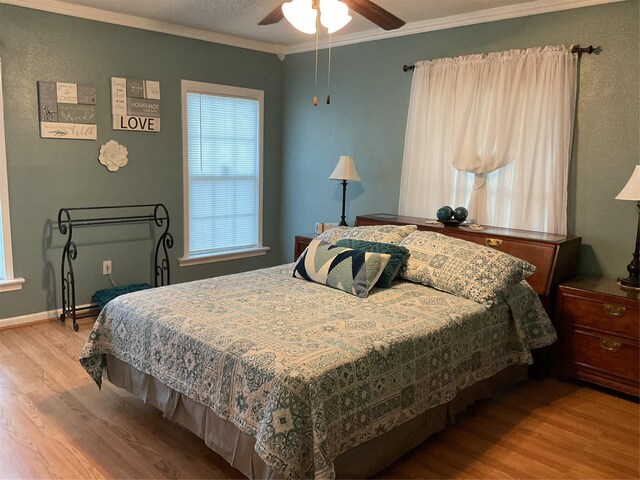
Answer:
xmin=561 ymin=295 xmax=639 ymax=339
xmin=555 ymin=276 xmax=639 ymax=396
xmin=568 ymin=330 xmax=639 ymax=384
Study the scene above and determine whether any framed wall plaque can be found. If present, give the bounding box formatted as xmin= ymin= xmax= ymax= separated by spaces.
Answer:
xmin=37 ymin=81 xmax=97 ymax=140
xmin=111 ymin=77 xmax=160 ymax=132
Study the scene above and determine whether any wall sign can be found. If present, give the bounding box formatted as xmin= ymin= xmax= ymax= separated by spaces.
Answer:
xmin=111 ymin=77 xmax=160 ymax=132
xmin=37 ymin=81 xmax=97 ymax=140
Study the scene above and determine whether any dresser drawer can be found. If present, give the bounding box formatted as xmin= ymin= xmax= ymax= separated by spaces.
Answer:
xmin=567 ymin=329 xmax=639 ymax=385
xmin=453 ymin=232 xmax=555 ymax=295
xmin=561 ymin=295 xmax=639 ymax=339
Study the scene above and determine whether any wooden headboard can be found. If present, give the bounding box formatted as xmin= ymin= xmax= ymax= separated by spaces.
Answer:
xmin=355 ymin=213 xmax=582 ymax=318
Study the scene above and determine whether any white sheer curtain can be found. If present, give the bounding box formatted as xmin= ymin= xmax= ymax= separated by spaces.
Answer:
xmin=398 ymin=45 xmax=577 ymax=234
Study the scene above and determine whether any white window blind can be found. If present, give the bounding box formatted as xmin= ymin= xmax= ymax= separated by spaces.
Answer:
xmin=181 ymin=80 xmax=266 ymax=264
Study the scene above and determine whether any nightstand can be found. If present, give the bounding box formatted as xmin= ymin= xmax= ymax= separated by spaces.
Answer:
xmin=555 ymin=277 xmax=639 ymax=396
xmin=294 ymin=235 xmax=314 ymax=261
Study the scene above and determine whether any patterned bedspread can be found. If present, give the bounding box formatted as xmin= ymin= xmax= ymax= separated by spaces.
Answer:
xmin=79 ymin=264 xmax=556 ymax=479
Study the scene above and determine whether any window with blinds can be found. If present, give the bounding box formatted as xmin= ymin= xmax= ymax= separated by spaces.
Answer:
xmin=181 ymin=81 xmax=266 ymax=264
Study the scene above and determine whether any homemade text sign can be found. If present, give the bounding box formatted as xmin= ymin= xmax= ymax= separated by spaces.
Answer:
xmin=111 ymin=77 xmax=161 ymax=132
xmin=38 ymin=81 xmax=97 ymax=140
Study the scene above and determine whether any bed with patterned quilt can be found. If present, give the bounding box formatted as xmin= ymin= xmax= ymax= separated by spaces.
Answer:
xmin=79 ymin=225 xmax=557 ymax=479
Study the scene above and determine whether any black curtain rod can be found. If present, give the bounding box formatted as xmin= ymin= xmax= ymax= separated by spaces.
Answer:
xmin=403 ymin=45 xmax=597 ymax=72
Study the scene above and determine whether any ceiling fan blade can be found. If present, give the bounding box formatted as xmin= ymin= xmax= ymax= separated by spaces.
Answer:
xmin=258 ymin=3 xmax=285 ymax=25
xmin=343 ymin=0 xmax=405 ymax=30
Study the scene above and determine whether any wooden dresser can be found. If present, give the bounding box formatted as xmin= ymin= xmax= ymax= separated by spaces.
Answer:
xmin=555 ymin=277 xmax=639 ymax=396
xmin=355 ymin=213 xmax=582 ymax=316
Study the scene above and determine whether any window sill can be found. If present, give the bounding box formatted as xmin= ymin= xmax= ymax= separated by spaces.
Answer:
xmin=179 ymin=246 xmax=270 ymax=267
xmin=0 ymin=277 xmax=25 ymax=293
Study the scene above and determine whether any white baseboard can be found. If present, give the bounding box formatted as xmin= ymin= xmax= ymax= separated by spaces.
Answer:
xmin=0 ymin=303 xmax=93 ymax=330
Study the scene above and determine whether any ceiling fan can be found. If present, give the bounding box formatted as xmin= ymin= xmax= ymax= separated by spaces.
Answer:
xmin=259 ymin=0 xmax=405 ymax=32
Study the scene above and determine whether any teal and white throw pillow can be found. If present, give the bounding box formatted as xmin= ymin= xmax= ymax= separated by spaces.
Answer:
xmin=334 ymin=239 xmax=410 ymax=288
xmin=400 ymin=231 xmax=536 ymax=306
xmin=293 ymin=238 xmax=390 ymax=297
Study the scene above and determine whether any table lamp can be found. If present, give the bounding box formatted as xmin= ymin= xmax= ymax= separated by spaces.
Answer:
xmin=615 ymin=165 xmax=640 ymax=289
xmin=329 ymin=155 xmax=360 ymax=226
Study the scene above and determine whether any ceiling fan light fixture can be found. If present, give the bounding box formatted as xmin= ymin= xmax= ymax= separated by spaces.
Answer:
xmin=319 ymin=0 xmax=352 ymax=34
xmin=282 ymin=0 xmax=318 ymax=34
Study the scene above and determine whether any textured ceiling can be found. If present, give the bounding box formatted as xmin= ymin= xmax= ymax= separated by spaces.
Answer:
xmin=48 ymin=0 xmax=540 ymax=46
xmin=8 ymin=0 xmax=622 ymax=52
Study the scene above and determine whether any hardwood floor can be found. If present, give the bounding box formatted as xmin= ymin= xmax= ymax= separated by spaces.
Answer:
xmin=0 ymin=319 xmax=637 ymax=479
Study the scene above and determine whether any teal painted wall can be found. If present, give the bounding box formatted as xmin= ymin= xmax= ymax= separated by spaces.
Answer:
xmin=0 ymin=5 xmax=283 ymax=319
xmin=281 ymin=1 xmax=639 ymax=278
xmin=1 ymin=1 xmax=638 ymax=319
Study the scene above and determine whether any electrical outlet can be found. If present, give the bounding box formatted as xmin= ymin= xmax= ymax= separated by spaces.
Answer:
xmin=102 ymin=260 xmax=112 ymax=275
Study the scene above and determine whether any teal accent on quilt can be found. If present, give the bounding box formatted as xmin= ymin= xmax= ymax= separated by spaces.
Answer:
xmin=400 ymin=231 xmax=536 ymax=306
xmin=79 ymin=264 xmax=557 ymax=479
xmin=335 ymin=239 xmax=410 ymax=288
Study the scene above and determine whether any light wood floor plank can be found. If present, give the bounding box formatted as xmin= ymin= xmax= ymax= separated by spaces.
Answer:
xmin=0 ymin=320 xmax=637 ymax=479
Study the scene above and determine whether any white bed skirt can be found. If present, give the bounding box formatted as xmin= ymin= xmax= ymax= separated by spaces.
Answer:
xmin=105 ymin=354 xmax=528 ymax=479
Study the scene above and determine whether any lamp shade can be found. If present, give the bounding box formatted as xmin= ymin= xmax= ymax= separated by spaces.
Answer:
xmin=329 ymin=155 xmax=360 ymax=181
xmin=615 ymin=165 xmax=640 ymax=201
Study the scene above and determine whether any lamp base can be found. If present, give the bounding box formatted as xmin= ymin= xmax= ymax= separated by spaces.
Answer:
xmin=618 ymin=206 xmax=640 ymax=291
xmin=338 ymin=179 xmax=348 ymax=227
xmin=618 ymin=276 xmax=640 ymax=291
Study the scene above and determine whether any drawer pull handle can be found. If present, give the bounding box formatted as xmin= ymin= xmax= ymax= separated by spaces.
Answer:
xmin=604 ymin=304 xmax=625 ymax=317
xmin=600 ymin=338 xmax=621 ymax=352
xmin=485 ymin=238 xmax=503 ymax=248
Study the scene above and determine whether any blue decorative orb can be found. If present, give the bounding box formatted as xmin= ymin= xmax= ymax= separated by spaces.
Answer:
xmin=453 ymin=207 xmax=468 ymax=221
xmin=436 ymin=206 xmax=454 ymax=221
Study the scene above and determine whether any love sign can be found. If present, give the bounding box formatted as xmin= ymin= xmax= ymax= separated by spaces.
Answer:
xmin=111 ymin=77 xmax=161 ymax=133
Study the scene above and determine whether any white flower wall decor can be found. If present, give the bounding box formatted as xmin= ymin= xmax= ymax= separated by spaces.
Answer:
xmin=98 ymin=140 xmax=128 ymax=172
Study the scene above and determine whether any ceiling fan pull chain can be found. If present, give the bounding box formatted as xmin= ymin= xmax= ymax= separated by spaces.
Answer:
xmin=327 ymin=33 xmax=332 ymax=105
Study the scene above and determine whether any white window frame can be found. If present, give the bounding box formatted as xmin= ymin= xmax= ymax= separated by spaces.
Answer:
xmin=0 ymin=59 xmax=25 ymax=292
xmin=179 ymin=80 xmax=268 ymax=266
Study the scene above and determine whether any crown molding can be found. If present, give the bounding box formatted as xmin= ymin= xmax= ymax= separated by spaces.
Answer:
xmin=1 ymin=0 xmax=626 ymax=58
xmin=1 ymin=0 xmax=288 ymax=56
xmin=283 ymin=0 xmax=626 ymax=55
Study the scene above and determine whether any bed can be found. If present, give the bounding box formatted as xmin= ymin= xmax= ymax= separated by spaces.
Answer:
xmin=79 ymin=222 xmax=557 ymax=479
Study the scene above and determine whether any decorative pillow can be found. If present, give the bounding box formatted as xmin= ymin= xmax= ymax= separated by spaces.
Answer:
xmin=293 ymin=238 xmax=390 ymax=298
xmin=334 ymin=239 xmax=410 ymax=288
xmin=317 ymin=224 xmax=418 ymax=245
xmin=399 ymin=231 xmax=536 ymax=306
